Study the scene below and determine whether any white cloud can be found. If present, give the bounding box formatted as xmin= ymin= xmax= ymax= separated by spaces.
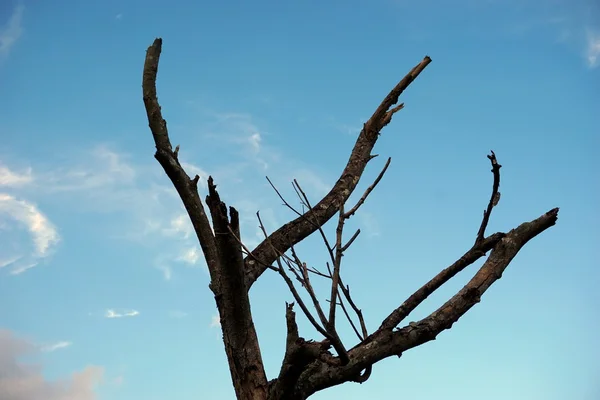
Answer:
xmin=0 ymin=329 xmax=103 ymax=400
xmin=163 ymin=213 xmax=194 ymax=239
xmin=249 ymin=132 xmax=261 ymax=153
xmin=177 ymin=246 xmax=200 ymax=265
xmin=585 ymin=29 xmax=600 ymax=68
xmin=0 ymin=165 xmax=32 ymax=187
xmin=104 ymin=309 xmax=139 ymax=318
xmin=44 ymin=146 xmax=136 ymax=192
xmin=41 ymin=341 xmax=72 ymax=353
xmin=209 ymin=112 xmax=270 ymax=168
xmin=0 ymin=255 xmax=22 ymax=268
xmin=0 ymin=4 xmax=24 ymax=59
xmin=209 ymin=315 xmax=221 ymax=328
xmin=0 ymin=118 xmax=333 ymax=282
xmin=0 ymin=194 xmax=60 ymax=275
xmin=156 ymin=263 xmax=172 ymax=281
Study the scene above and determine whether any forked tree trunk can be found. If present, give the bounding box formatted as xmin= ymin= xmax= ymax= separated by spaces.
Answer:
xmin=141 ymin=37 xmax=559 ymax=400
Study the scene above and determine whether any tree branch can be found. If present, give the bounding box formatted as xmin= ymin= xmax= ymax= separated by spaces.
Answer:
xmin=143 ymin=38 xmax=268 ymax=400
xmin=476 ymin=151 xmax=502 ymax=245
xmin=292 ymin=208 xmax=559 ymax=398
xmin=268 ymin=304 xmax=333 ymax=400
xmin=244 ymin=57 xmax=432 ymax=290
xmin=380 ymin=151 xmax=504 ymax=330
xmin=142 ymin=37 xmax=219 ymax=274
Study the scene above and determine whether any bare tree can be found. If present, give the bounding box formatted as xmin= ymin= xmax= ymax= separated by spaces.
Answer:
xmin=141 ymin=38 xmax=559 ymax=400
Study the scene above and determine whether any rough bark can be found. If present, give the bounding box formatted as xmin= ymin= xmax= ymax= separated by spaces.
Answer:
xmin=143 ymin=38 xmax=268 ymax=400
xmin=288 ymin=208 xmax=559 ymax=398
xmin=141 ymin=37 xmax=558 ymax=400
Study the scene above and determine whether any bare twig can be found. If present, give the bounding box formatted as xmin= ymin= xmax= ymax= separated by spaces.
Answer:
xmin=293 ymin=179 xmax=369 ymax=341
xmin=292 ymin=180 xmax=337 ymax=265
xmin=244 ymin=56 xmax=432 ymax=289
xmin=256 ymin=213 xmax=330 ymax=339
xmin=227 ymin=225 xmax=278 ymax=272
xmin=266 ymin=176 xmax=303 ymax=218
xmin=379 ymin=233 xmax=504 ymax=331
xmin=257 ymin=213 xmax=349 ymax=363
xmin=341 ymin=229 xmax=361 ymax=252
xmin=343 ymin=157 xmax=391 ymax=219
xmin=476 ymin=151 xmax=502 ymax=245
xmin=335 ymin=291 xmax=363 ymax=340
xmin=380 ymin=152 xmax=505 ymax=330
xmin=328 ymin=208 xmax=346 ymax=329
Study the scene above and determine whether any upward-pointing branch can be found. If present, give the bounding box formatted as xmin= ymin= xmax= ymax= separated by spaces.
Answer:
xmin=142 ymin=37 xmax=219 ymax=274
xmin=244 ymin=56 xmax=432 ymax=290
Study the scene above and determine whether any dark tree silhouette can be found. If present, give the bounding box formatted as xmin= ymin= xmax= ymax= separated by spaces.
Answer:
xmin=142 ymin=38 xmax=559 ymax=400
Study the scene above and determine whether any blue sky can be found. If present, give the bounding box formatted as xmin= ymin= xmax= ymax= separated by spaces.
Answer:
xmin=0 ymin=0 xmax=598 ymax=399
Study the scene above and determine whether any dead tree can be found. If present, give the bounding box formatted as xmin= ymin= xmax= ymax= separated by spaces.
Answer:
xmin=141 ymin=38 xmax=559 ymax=400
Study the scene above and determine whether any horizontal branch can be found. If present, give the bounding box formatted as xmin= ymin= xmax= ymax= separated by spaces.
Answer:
xmin=293 ymin=207 xmax=559 ymax=397
xmin=244 ymin=56 xmax=432 ymax=290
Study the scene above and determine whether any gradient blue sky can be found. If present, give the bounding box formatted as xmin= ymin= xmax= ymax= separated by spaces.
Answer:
xmin=1 ymin=1 xmax=598 ymax=399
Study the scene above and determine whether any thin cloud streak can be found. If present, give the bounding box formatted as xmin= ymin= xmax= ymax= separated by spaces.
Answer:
xmin=0 ymin=4 xmax=24 ymax=59
xmin=104 ymin=309 xmax=139 ymax=318
xmin=0 ymin=165 xmax=32 ymax=187
xmin=41 ymin=341 xmax=72 ymax=353
xmin=586 ymin=29 xmax=600 ymax=68
xmin=209 ymin=315 xmax=221 ymax=328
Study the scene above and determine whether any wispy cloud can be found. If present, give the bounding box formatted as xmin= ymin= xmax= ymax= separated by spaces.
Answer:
xmin=156 ymin=263 xmax=172 ymax=281
xmin=0 ymin=4 xmax=24 ymax=60
xmin=0 ymin=329 xmax=103 ymax=400
xmin=207 ymin=112 xmax=272 ymax=169
xmin=42 ymin=145 xmax=136 ymax=192
xmin=104 ymin=309 xmax=139 ymax=318
xmin=209 ymin=314 xmax=221 ymax=328
xmin=0 ymin=193 xmax=60 ymax=275
xmin=0 ymin=164 xmax=32 ymax=186
xmin=1 ymin=112 xmax=348 ymax=282
xmin=586 ymin=29 xmax=600 ymax=68
xmin=177 ymin=246 xmax=200 ymax=265
xmin=248 ymin=132 xmax=262 ymax=153
xmin=162 ymin=214 xmax=194 ymax=239
xmin=41 ymin=341 xmax=72 ymax=353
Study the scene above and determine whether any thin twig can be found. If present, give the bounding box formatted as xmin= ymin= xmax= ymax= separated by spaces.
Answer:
xmin=328 ymin=208 xmax=346 ymax=329
xmin=343 ymin=157 xmax=392 ymax=219
xmin=266 ymin=176 xmax=303 ymax=218
xmin=256 ymin=213 xmax=331 ymax=339
xmin=476 ymin=151 xmax=502 ymax=245
xmin=227 ymin=225 xmax=278 ymax=272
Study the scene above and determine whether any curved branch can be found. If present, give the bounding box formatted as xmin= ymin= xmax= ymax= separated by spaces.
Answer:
xmin=244 ymin=56 xmax=432 ymax=289
xmin=142 ymin=38 xmax=219 ymax=274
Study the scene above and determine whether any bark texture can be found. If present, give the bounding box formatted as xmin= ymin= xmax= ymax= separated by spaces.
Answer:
xmin=141 ymin=38 xmax=559 ymax=400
